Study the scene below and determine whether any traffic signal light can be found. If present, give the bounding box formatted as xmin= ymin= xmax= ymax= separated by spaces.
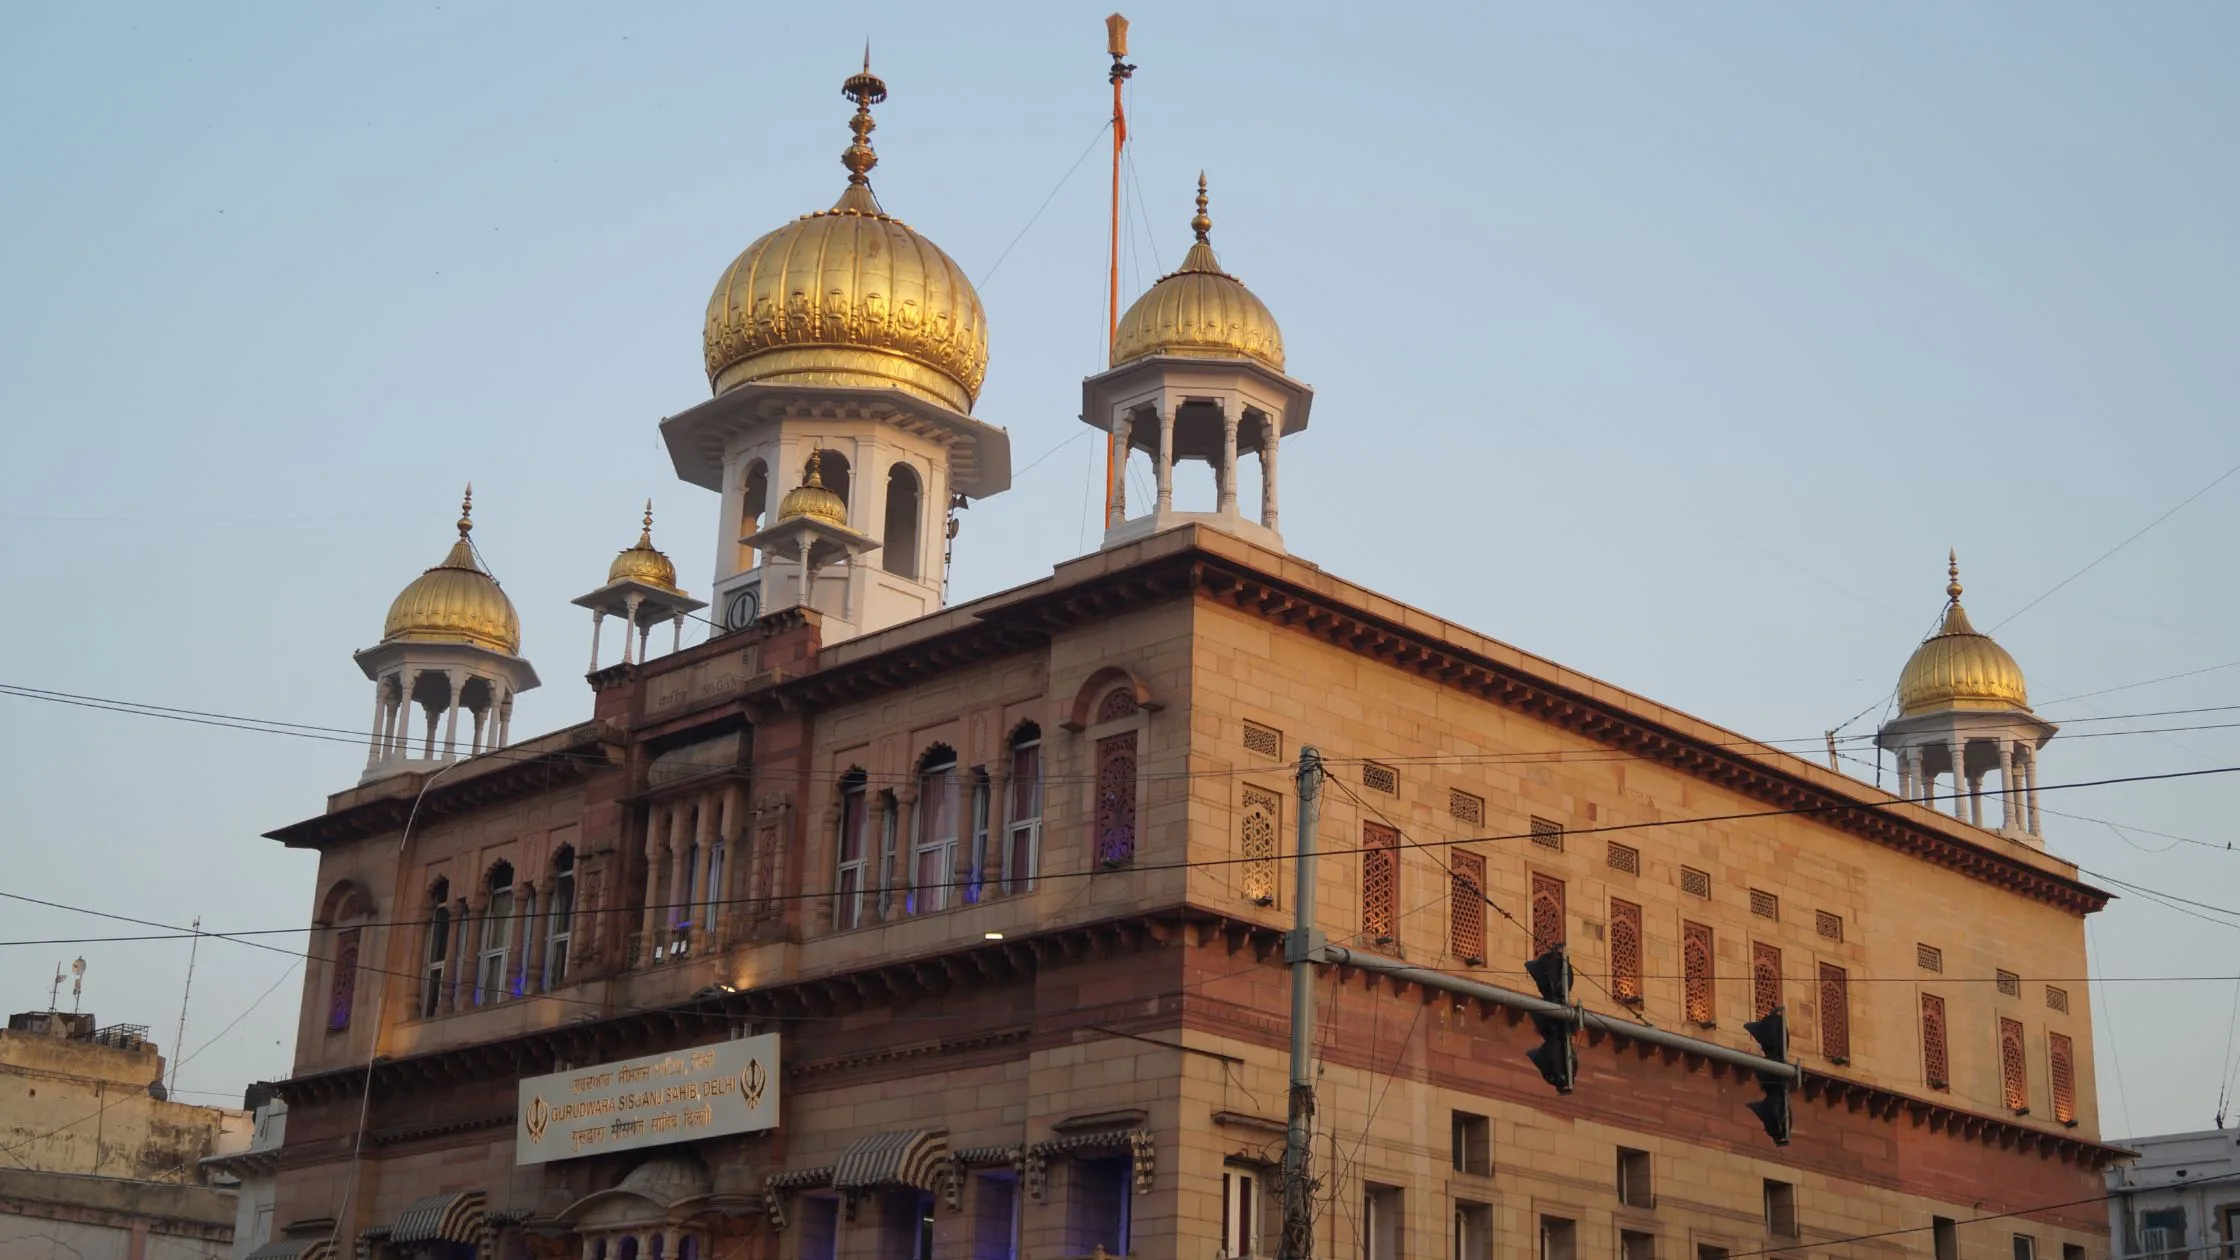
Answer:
xmin=1523 ymin=945 xmax=1577 ymax=1094
xmin=1743 ymin=1007 xmax=1792 ymax=1145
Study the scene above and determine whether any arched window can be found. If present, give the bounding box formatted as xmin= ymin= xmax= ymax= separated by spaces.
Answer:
xmin=835 ymin=771 xmax=869 ymax=931
xmin=1003 ymin=725 xmax=1043 ymax=895
xmin=815 ymin=449 xmax=852 ymax=509
xmin=739 ymin=460 xmax=769 ymax=569
xmin=883 ymin=464 xmax=922 ymax=579
xmin=476 ymin=863 xmax=515 ymax=1006
xmin=420 ymin=879 xmax=450 ymax=1018
xmin=964 ymin=769 xmax=991 ymax=905
xmin=1093 ymin=690 xmax=1140 ymax=869
xmin=545 ymin=848 xmax=575 ymax=990
xmin=910 ymin=748 xmax=959 ymax=914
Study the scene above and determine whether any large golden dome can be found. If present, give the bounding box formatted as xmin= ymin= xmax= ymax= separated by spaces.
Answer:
xmin=702 ymin=62 xmax=988 ymax=414
xmin=607 ymin=501 xmax=681 ymax=591
xmin=1896 ymin=555 xmax=2029 ymax=716
xmin=383 ymin=489 xmax=522 ymax=656
xmin=1112 ymin=175 xmax=1284 ymax=372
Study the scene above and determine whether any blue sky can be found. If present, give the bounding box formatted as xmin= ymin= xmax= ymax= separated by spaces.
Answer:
xmin=2 ymin=3 xmax=2236 ymax=1136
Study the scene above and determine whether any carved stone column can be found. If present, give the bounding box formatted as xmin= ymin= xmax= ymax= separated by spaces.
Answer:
xmin=1218 ymin=410 xmax=1240 ymax=515
xmin=1945 ymin=740 xmax=1967 ymax=818
xmin=1260 ymin=425 xmax=1281 ymax=531
xmin=1154 ymin=403 xmax=1177 ymax=514
xmin=1108 ymin=413 xmax=1133 ymax=527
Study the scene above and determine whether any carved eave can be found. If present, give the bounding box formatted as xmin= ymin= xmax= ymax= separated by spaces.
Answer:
xmin=264 ymin=722 xmax=624 ymax=851
xmin=773 ymin=622 xmax=1048 ymax=712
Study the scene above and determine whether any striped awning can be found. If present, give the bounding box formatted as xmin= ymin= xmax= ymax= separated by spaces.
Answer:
xmin=387 ymin=1189 xmax=487 ymax=1244
xmin=243 ymin=1239 xmax=333 ymax=1260
xmin=831 ymin=1130 xmax=950 ymax=1193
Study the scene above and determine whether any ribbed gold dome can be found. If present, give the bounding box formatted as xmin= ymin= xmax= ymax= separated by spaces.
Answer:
xmin=607 ymin=501 xmax=681 ymax=591
xmin=777 ymin=451 xmax=850 ymax=528
xmin=383 ymin=489 xmax=522 ymax=656
xmin=1896 ymin=555 xmax=2029 ymax=716
xmin=701 ymin=62 xmax=988 ymax=414
xmin=1111 ymin=175 xmax=1284 ymax=373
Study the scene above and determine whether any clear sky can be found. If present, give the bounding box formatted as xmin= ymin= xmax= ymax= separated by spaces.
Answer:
xmin=2 ymin=4 xmax=2235 ymax=1138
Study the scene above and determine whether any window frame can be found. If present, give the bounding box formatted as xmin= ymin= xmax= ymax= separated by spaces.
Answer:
xmin=475 ymin=866 xmax=515 ymax=1006
xmin=544 ymin=850 xmax=575 ymax=990
xmin=420 ymin=881 xmax=449 ymax=1018
xmin=910 ymin=752 xmax=961 ymax=915
xmin=835 ymin=773 xmax=870 ymax=930
xmin=1004 ymin=731 xmax=1044 ymax=894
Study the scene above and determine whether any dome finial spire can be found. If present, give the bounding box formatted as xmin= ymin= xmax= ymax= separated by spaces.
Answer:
xmin=1947 ymin=548 xmax=1963 ymax=602
xmin=458 ymin=483 xmax=474 ymax=537
xmin=1192 ymin=172 xmax=1211 ymax=244
xmin=838 ymin=49 xmax=888 ymax=201
xmin=640 ymin=499 xmax=655 ymax=547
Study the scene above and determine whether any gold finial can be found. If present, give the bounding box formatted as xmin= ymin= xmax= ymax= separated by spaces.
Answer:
xmin=639 ymin=499 xmax=655 ymax=546
xmin=1947 ymin=548 xmax=1963 ymax=602
xmin=1191 ymin=172 xmax=1211 ymax=243
xmin=1106 ymin=13 xmax=1130 ymax=59
xmin=840 ymin=49 xmax=888 ymax=189
xmin=804 ymin=448 xmax=827 ymax=489
xmin=458 ymin=483 xmax=474 ymax=536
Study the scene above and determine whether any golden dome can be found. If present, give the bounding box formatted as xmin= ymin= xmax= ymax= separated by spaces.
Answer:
xmin=383 ymin=487 xmax=523 ymax=656
xmin=702 ymin=60 xmax=988 ymax=414
xmin=776 ymin=451 xmax=850 ymax=528
xmin=1111 ymin=175 xmax=1284 ymax=372
xmin=1896 ymin=553 xmax=2030 ymax=716
xmin=608 ymin=500 xmax=681 ymax=590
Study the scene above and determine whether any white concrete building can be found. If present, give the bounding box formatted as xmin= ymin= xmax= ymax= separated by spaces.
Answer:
xmin=2105 ymin=1129 xmax=2240 ymax=1260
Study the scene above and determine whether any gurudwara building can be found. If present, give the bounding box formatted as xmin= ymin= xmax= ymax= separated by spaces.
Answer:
xmin=257 ymin=60 xmax=2117 ymax=1260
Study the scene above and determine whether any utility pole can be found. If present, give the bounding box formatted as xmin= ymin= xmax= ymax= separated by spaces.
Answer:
xmin=170 ymin=916 xmax=201 ymax=1098
xmin=1281 ymin=747 xmax=1323 ymax=1260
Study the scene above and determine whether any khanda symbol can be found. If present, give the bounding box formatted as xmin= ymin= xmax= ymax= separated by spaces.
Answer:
xmin=524 ymin=1095 xmax=549 ymax=1143
xmin=741 ymin=1058 xmax=768 ymax=1110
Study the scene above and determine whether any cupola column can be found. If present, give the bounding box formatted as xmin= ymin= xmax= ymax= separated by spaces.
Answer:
xmin=1154 ymin=402 xmax=1178 ymax=514
xmin=2024 ymin=750 xmax=2042 ymax=836
xmin=1219 ymin=412 xmax=1240 ymax=514
xmin=1108 ymin=414 xmax=1134 ymax=528
xmin=2007 ymin=739 xmax=2024 ymax=829
xmin=1945 ymin=739 xmax=1965 ymax=818
xmin=365 ymin=680 xmax=391 ymax=769
xmin=588 ymin=609 xmax=604 ymax=673
xmin=441 ymin=669 xmax=466 ymax=760
xmin=1260 ymin=427 xmax=1281 ymax=531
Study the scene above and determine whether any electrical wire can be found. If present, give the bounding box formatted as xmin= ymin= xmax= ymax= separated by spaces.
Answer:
xmin=1990 ymin=455 xmax=2240 ymax=634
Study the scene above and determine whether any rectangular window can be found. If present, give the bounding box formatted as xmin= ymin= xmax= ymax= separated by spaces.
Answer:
xmin=2001 ymin=1016 xmax=2030 ymax=1112
xmin=1455 ymin=1202 xmax=1496 ymax=1260
xmin=1449 ymin=789 xmax=1484 ymax=826
xmin=1363 ymin=760 xmax=1399 ymax=794
xmin=1095 ymin=732 xmax=1139 ymax=868
xmin=1450 ymin=851 xmax=1486 ymax=963
xmin=1004 ymin=737 xmax=1043 ymax=894
xmin=1451 ymin=1111 xmax=1491 ymax=1176
xmin=476 ymin=878 xmax=514 ymax=1005
xmin=1608 ymin=841 xmax=1640 ymax=875
xmin=964 ymin=772 xmax=990 ymax=905
xmin=1364 ymin=1184 xmax=1403 ymax=1260
xmin=1242 ymin=719 xmax=1283 ymax=759
xmin=1532 ymin=872 xmax=1567 ymax=956
xmin=1068 ymin=1154 xmax=1131 ymax=1258
xmin=1680 ymin=866 xmax=1711 ymax=898
xmin=1934 ymin=1217 xmax=1959 ymax=1260
xmin=1241 ymin=787 xmax=1281 ymax=907
xmin=835 ymin=779 xmax=869 ymax=930
xmin=1997 ymin=968 xmax=2022 ymax=998
xmin=1699 ymin=1248 xmax=1729 ymax=1260
xmin=799 ymin=1196 xmax=840 ymax=1260
xmin=1764 ymin=1180 xmax=1797 ymax=1238
xmin=1918 ymin=942 xmax=1944 ymax=972
xmin=1815 ymin=910 xmax=1843 ymax=941
xmin=2050 ymin=1031 xmax=2077 ymax=1125
xmin=1683 ymin=921 xmax=1716 ymax=1026
xmin=1752 ymin=941 xmax=1783 ymax=1020
xmin=1220 ymin=1169 xmax=1257 ymax=1259
xmin=910 ymin=758 xmax=960 ymax=914
xmin=1531 ymin=816 xmax=1565 ymax=851
xmin=2015 ymin=1235 xmax=2038 ymax=1260
xmin=973 ymin=1172 xmax=1019 ymax=1260
xmin=420 ymin=897 xmax=449 ymax=1018
xmin=1819 ymin=962 xmax=1850 ymax=1062
xmin=328 ymin=928 xmax=360 ymax=1033
xmin=1749 ymin=888 xmax=1779 ymax=920
xmin=545 ymin=859 xmax=574 ymax=990
xmin=1622 ymin=1231 xmax=1657 ymax=1260
xmin=1923 ymin=992 xmax=1951 ymax=1088
xmin=1538 ymin=1214 xmax=1576 ymax=1260
xmin=1617 ymin=1147 xmax=1653 ymax=1207
xmin=1363 ymin=823 xmax=1400 ymax=944
xmin=2046 ymin=985 xmax=2070 ymax=1014
xmin=2063 ymin=1246 xmax=2085 ymax=1260
xmin=1611 ymin=899 xmax=1644 ymax=1004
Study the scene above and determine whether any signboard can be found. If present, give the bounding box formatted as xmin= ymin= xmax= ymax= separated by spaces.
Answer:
xmin=515 ymin=1034 xmax=778 ymax=1165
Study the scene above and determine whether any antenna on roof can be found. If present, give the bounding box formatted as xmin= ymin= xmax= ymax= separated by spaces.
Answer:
xmin=170 ymin=917 xmax=201 ymax=1098
xmin=70 ymin=957 xmax=85 ymax=1013
xmin=48 ymin=961 xmax=65 ymax=1012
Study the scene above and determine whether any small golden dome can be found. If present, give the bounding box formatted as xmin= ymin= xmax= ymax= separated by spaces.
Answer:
xmin=776 ymin=451 xmax=850 ymax=528
xmin=607 ymin=501 xmax=681 ymax=591
xmin=1896 ymin=553 xmax=2030 ymax=716
xmin=1111 ymin=174 xmax=1285 ymax=372
xmin=383 ymin=487 xmax=523 ymax=656
xmin=702 ymin=60 xmax=989 ymax=414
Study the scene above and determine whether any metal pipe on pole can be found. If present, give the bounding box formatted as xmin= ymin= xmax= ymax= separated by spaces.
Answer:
xmin=1280 ymin=746 xmax=1322 ymax=1260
